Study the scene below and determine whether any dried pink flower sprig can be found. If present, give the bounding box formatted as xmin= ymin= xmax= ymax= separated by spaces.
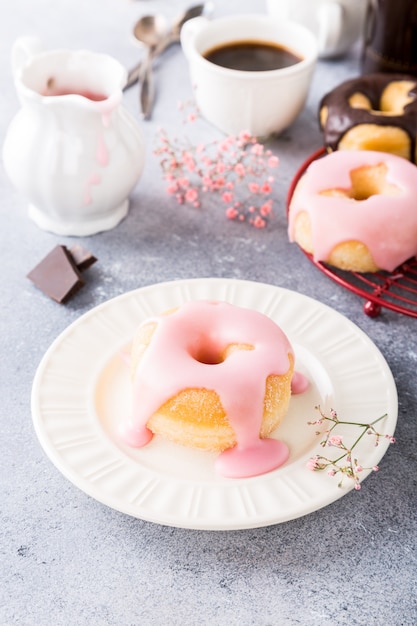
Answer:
xmin=307 ymin=406 xmax=396 ymax=490
xmin=153 ymin=102 xmax=280 ymax=228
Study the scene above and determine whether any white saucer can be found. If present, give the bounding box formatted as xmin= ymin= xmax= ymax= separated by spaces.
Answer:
xmin=31 ymin=278 xmax=398 ymax=530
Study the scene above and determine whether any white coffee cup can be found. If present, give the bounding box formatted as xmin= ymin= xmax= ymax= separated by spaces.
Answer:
xmin=180 ymin=14 xmax=318 ymax=137
xmin=266 ymin=0 xmax=368 ymax=58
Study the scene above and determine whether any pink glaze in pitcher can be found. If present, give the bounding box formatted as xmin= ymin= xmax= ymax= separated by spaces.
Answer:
xmin=3 ymin=37 xmax=145 ymax=236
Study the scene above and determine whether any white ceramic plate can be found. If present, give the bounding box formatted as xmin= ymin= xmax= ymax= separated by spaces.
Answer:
xmin=31 ymin=278 xmax=397 ymax=530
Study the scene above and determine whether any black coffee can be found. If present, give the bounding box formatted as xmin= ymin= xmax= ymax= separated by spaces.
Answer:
xmin=203 ymin=40 xmax=302 ymax=71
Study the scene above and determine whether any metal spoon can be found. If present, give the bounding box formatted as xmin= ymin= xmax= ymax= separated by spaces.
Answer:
xmin=131 ymin=14 xmax=168 ymax=118
xmin=125 ymin=3 xmax=211 ymax=92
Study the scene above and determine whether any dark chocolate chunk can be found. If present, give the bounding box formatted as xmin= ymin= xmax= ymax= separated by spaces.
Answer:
xmin=68 ymin=244 xmax=97 ymax=272
xmin=27 ymin=245 xmax=85 ymax=303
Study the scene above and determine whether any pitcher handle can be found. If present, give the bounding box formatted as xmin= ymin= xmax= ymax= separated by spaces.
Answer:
xmin=11 ymin=36 xmax=44 ymax=76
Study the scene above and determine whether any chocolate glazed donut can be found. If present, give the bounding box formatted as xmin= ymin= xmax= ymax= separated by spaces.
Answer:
xmin=319 ymin=73 xmax=417 ymax=163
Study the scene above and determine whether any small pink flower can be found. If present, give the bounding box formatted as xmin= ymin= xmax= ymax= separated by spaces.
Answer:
xmin=177 ymin=177 xmax=190 ymax=188
xmin=267 ymin=155 xmax=279 ymax=168
xmin=238 ymin=130 xmax=252 ymax=143
xmin=187 ymin=112 xmax=197 ymax=122
xmin=252 ymin=215 xmax=266 ymax=228
xmin=248 ymin=182 xmax=260 ymax=193
xmin=261 ymin=182 xmax=272 ymax=194
xmin=218 ymin=139 xmax=231 ymax=152
xmin=327 ymin=435 xmax=343 ymax=447
xmin=184 ymin=188 xmax=199 ymax=203
xmin=213 ymin=177 xmax=225 ymax=189
xmin=234 ymin=163 xmax=245 ymax=177
xmin=260 ymin=201 xmax=272 ymax=217
xmin=373 ymin=466 xmax=379 ymax=472
xmin=306 ymin=456 xmax=320 ymax=471
xmin=167 ymin=183 xmax=178 ymax=195
xmin=251 ymin=143 xmax=264 ymax=156
xmin=226 ymin=206 xmax=238 ymax=219
xmin=356 ymin=465 xmax=363 ymax=473
xmin=222 ymin=191 xmax=234 ymax=203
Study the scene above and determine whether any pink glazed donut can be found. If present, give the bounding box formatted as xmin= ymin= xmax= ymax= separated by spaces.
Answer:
xmin=288 ymin=150 xmax=417 ymax=272
xmin=120 ymin=300 xmax=308 ymax=478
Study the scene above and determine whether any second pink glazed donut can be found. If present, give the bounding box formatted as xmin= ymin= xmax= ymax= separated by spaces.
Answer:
xmin=288 ymin=150 xmax=417 ymax=272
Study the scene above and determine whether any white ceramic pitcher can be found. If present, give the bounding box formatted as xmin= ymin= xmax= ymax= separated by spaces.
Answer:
xmin=3 ymin=37 xmax=145 ymax=236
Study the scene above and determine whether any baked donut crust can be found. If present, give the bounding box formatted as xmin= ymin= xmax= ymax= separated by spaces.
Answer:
xmin=319 ymin=73 xmax=417 ymax=163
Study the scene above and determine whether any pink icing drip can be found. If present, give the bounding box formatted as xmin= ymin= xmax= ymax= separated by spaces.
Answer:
xmin=122 ymin=301 xmax=302 ymax=478
xmin=84 ymin=173 xmax=101 ymax=205
xmin=96 ymin=132 xmax=108 ymax=167
xmin=288 ymin=150 xmax=417 ymax=272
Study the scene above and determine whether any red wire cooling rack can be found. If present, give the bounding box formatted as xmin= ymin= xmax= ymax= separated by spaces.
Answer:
xmin=287 ymin=147 xmax=417 ymax=319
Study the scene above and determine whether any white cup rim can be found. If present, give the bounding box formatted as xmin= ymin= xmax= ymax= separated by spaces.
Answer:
xmin=187 ymin=14 xmax=318 ymax=79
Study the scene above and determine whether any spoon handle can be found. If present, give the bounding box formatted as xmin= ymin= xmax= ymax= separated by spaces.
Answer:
xmin=125 ymin=63 xmax=143 ymax=90
xmin=139 ymin=51 xmax=155 ymax=119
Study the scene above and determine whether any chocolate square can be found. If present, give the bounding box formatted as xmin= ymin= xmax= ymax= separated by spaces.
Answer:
xmin=27 ymin=245 xmax=85 ymax=303
xmin=68 ymin=244 xmax=97 ymax=272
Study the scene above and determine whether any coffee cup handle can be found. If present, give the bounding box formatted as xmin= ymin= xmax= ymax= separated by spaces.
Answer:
xmin=11 ymin=36 xmax=44 ymax=76
xmin=317 ymin=3 xmax=343 ymax=55
xmin=180 ymin=16 xmax=209 ymax=59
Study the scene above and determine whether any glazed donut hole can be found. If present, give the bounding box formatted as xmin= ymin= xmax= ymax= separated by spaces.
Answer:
xmin=320 ymin=163 xmax=402 ymax=200
xmin=348 ymin=81 xmax=416 ymax=115
xmin=189 ymin=340 xmax=253 ymax=365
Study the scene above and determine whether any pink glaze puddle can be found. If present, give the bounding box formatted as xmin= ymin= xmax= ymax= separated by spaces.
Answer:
xmin=216 ymin=438 xmax=290 ymax=479
xmin=122 ymin=301 xmax=309 ymax=478
xmin=122 ymin=422 xmax=153 ymax=447
xmin=291 ymin=371 xmax=309 ymax=394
